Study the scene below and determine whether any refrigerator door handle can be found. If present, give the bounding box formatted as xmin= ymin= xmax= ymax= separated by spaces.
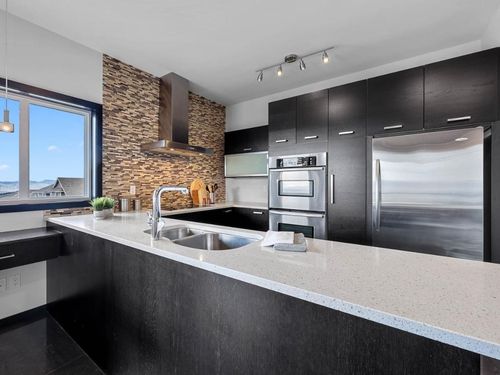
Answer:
xmin=330 ymin=174 xmax=335 ymax=204
xmin=374 ymin=159 xmax=382 ymax=231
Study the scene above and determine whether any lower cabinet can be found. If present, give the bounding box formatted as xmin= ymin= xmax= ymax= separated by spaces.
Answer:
xmin=46 ymin=224 xmax=480 ymax=375
xmin=168 ymin=207 xmax=269 ymax=232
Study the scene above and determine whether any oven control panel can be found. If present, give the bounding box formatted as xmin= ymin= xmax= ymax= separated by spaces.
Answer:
xmin=276 ymin=156 xmax=317 ymax=168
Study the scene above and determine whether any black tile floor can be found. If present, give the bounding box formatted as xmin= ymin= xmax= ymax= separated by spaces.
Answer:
xmin=0 ymin=307 xmax=104 ymax=375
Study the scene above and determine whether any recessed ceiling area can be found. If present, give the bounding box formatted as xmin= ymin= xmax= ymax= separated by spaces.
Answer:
xmin=4 ymin=0 xmax=500 ymax=105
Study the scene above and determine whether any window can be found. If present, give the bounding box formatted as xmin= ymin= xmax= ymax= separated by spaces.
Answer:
xmin=0 ymin=82 xmax=101 ymax=210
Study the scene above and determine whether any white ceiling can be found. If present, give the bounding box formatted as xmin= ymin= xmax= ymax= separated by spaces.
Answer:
xmin=5 ymin=0 xmax=500 ymax=105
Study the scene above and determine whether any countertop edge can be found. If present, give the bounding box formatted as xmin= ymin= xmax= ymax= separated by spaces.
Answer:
xmin=46 ymin=216 xmax=500 ymax=360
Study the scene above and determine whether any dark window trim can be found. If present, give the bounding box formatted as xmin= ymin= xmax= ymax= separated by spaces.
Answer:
xmin=0 ymin=78 xmax=102 ymax=213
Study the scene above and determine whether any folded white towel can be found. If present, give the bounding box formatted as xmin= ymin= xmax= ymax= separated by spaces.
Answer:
xmin=261 ymin=231 xmax=294 ymax=247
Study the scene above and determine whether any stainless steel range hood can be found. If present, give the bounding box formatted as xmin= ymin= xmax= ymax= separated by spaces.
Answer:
xmin=141 ymin=73 xmax=213 ymax=156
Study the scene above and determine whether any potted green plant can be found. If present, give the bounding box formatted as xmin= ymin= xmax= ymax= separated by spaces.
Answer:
xmin=89 ymin=197 xmax=116 ymax=220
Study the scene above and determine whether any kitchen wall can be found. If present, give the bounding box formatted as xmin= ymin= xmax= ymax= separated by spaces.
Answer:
xmin=102 ymin=55 xmax=226 ymax=209
xmin=226 ymin=177 xmax=268 ymax=205
xmin=0 ymin=12 xmax=102 ymax=319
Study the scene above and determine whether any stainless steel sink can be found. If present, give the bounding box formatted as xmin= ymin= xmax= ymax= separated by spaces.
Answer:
xmin=143 ymin=226 xmax=206 ymax=240
xmin=172 ymin=232 xmax=257 ymax=250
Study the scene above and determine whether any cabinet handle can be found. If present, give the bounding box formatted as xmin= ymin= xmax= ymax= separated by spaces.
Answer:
xmin=447 ymin=116 xmax=471 ymax=123
xmin=338 ymin=131 xmax=355 ymax=136
xmin=243 ymin=147 xmax=252 ymax=151
xmin=0 ymin=254 xmax=15 ymax=260
xmin=223 ymin=209 xmax=232 ymax=213
xmin=275 ymin=139 xmax=288 ymax=143
xmin=383 ymin=124 xmax=403 ymax=130
xmin=252 ymin=211 xmax=264 ymax=215
xmin=330 ymin=174 xmax=335 ymax=204
xmin=304 ymin=135 xmax=318 ymax=140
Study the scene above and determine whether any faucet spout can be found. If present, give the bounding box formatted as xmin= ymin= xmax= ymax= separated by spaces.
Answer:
xmin=151 ymin=186 xmax=189 ymax=240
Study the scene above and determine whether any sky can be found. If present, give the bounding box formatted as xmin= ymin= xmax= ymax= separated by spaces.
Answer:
xmin=0 ymin=98 xmax=85 ymax=184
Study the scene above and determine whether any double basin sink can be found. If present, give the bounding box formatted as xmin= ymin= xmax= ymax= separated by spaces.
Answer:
xmin=145 ymin=225 xmax=259 ymax=251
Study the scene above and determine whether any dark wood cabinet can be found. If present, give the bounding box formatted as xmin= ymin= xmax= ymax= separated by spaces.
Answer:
xmin=47 ymin=225 xmax=480 ymax=375
xmin=225 ymin=125 xmax=268 ymax=154
xmin=268 ymin=97 xmax=297 ymax=148
xmin=0 ymin=228 xmax=61 ymax=271
xmin=232 ymin=207 xmax=269 ymax=231
xmin=367 ymin=67 xmax=424 ymax=136
xmin=328 ymin=81 xmax=367 ymax=245
xmin=167 ymin=207 xmax=268 ymax=232
xmin=296 ymin=90 xmax=328 ymax=143
xmin=425 ymin=49 xmax=499 ymax=129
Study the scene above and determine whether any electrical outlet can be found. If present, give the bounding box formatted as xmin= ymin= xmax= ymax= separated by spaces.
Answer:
xmin=7 ymin=273 xmax=20 ymax=290
xmin=0 ymin=278 xmax=6 ymax=293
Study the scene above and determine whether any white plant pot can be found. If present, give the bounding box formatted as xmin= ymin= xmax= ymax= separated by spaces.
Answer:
xmin=93 ymin=208 xmax=114 ymax=220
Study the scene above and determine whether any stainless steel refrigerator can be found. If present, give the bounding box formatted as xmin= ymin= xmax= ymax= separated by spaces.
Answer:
xmin=371 ymin=127 xmax=486 ymax=260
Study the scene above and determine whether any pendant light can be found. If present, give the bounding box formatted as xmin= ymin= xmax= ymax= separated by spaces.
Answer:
xmin=1 ymin=0 xmax=14 ymax=133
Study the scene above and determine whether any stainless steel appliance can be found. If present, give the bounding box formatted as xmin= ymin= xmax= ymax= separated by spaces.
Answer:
xmin=371 ymin=127 xmax=485 ymax=260
xmin=269 ymin=152 xmax=327 ymax=239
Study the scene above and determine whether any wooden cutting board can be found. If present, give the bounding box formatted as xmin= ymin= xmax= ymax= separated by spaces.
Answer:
xmin=190 ymin=179 xmax=205 ymax=206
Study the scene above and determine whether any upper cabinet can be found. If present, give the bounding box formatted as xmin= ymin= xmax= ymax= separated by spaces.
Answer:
xmin=296 ymin=90 xmax=328 ymax=143
xmin=367 ymin=67 xmax=424 ymax=136
xmin=425 ymin=49 xmax=499 ymax=129
xmin=225 ymin=125 xmax=268 ymax=154
xmin=268 ymin=97 xmax=297 ymax=148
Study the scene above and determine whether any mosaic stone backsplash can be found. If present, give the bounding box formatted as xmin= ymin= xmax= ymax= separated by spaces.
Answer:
xmin=102 ymin=55 xmax=226 ymax=210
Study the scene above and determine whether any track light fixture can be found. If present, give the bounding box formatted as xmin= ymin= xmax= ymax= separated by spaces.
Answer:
xmin=322 ymin=50 xmax=329 ymax=64
xmin=255 ymin=47 xmax=333 ymax=83
xmin=299 ymin=59 xmax=306 ymax=71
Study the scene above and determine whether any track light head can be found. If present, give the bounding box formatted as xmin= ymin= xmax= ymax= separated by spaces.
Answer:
xmin=299 ymin=59 xmax=306 ymax=71
xmin=277 ymin=65 xmax=283 ymax=77
xmin=257 ymin=71 xmax=263 ymax=82
xmin=322 ymin=51 xmax=329 ymax=64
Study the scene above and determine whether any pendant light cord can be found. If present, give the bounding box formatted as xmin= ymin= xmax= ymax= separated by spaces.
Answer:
xmin=3 ymin=0 xmax=8 ymax=111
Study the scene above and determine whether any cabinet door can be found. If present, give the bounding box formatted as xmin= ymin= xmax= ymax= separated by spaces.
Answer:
xmin=268 ymin=97 xmax=297 ymax=148
xmin=225 ymin=125 xmax=268 ymax=154
xmin=367 ymin=67 xmax=424 ymax=135
xmin=328 ymin=81 xmax=367 ymax=245
xmin=297 ymin=90 xmax=328 ymax=143
xmin=425 ymin=49 xmax=499 ymax=129
xmin=234 ymin=208 xmax=269 ymax=231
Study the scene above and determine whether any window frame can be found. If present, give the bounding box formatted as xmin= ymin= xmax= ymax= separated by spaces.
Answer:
xmin=0 ymin=78 xmax=102 ymax=213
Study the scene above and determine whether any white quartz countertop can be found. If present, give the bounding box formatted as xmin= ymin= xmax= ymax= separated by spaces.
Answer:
xmin=47 ymin=212 xmax=500 ymax=360
xmin=161 ymin=201 xmax=267 ymax=216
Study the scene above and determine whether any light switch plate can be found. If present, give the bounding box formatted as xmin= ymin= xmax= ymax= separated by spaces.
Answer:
xmin=0 ymin=278 xmax=6 ymax=293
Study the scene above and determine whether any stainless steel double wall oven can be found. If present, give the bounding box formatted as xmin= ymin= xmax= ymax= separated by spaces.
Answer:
xmin=268 ymin=152 xmax=328 ymax=239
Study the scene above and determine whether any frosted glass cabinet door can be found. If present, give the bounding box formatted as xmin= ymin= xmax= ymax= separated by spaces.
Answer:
xmin=224 ymin=152 xmax=268 ymax=177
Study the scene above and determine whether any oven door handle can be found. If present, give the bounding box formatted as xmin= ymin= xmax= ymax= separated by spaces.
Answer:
xmin=269 ymin=210 xmax=325 ymax=218
xmin=269 ymin=167 xmax=326 ymax=173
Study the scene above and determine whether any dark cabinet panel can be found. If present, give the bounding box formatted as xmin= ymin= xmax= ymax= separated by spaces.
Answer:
xmin=268 ymin=97 xmax=297 ymax=148
xmin=167 ymin=207 xmax=268 ymax=232
xmin=367 ymin=67 xmax=424 ymax=135
xmin=297 ymin=90 xmax=328 ymax=143
xmin=0 ymin=228 xmax=61 ymax=271
xmin=225 ymin=125 xmax=268 ymax=154
xmin=328 ymin=81 xmax=367 ymax=245
xmin=233 ymin=207 xmax=269 ymax=231
xmin=425 ymin=49 xmax=499 ymax=129
xmin=47 ymin=226 xmax=479 ymax=375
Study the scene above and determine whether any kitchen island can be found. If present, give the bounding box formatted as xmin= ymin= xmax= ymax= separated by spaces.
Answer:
xmin=46 ymin=212 xmax=500 ymax=374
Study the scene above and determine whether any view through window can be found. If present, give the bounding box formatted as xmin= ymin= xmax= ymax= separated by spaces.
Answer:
xmin=0 ymin=94 xmax=90 ymax=203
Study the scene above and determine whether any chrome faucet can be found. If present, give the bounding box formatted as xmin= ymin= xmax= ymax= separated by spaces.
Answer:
xmin=150 ymin=186 xmax=189 ymax=240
